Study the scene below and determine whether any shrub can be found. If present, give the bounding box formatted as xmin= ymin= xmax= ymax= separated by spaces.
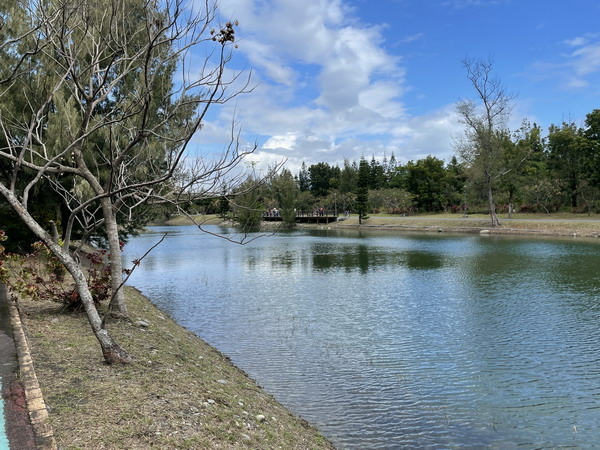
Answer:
xmin=0 ymin=232 xmax=111 ymax=310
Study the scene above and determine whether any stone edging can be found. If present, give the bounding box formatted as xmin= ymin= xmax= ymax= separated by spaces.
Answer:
xmin=8 ymin=298 xmax=57 ymax=450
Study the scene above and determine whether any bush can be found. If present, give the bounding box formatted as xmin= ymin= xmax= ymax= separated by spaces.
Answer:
xmin=0 ymin=232 xmax=111 ymax=310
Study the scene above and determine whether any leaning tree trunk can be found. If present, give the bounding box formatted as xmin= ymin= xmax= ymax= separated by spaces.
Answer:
xmin=59 ymin=250 xmax=132 ymax=363
xmin=0 ymin=187 xmax=131 ymax=364
xmin=100 ymin=197 xmax=128 ymax=318
xmin=487 ymin=178 xmax=501 ymax=227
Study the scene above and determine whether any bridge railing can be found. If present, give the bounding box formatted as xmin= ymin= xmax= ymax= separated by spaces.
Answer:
xmin=263 ymin=209 xmax=339 ymax=218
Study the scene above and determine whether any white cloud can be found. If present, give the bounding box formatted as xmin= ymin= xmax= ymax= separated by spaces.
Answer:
xmin=570 ymin=43 xmax=600 ymax=78
xmin=529 ymin=36 xmax=600 ymax=92
xmin=563 ymin=33 xmax=599 ymax=48
xmin=392 ymin=105 xmax=462 ymax=163
xmin=189 ymin=0 xmax=459 ymax=175
xmin=441 ymin=0 xmax=506 ymax=9
xmin=399 ymin=33 xmax=424 ymax=44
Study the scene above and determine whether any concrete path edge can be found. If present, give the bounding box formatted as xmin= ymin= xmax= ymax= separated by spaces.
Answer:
xmin=7 ymin=294 xmax=57 ymax=450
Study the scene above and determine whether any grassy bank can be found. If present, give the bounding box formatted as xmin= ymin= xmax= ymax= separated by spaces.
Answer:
xmin=151 ymin=213 xmax=600 ymax=238
xmin=147 ymin=214 xmax=229 ymax=227
xmin=19 ymin=287 xmax=333 ymax=449
xmin=329 ymin=213 xmax=600 ymax=238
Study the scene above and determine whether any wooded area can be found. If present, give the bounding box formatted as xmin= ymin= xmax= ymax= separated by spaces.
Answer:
xmin=0 ymin=0 xmax=254 ymax=363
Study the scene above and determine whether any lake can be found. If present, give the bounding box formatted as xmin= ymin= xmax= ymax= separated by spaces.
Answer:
xmin=123 ymin=225 xmax=600 ymax=449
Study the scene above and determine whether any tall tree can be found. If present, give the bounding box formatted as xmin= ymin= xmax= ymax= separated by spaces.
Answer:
xmin=355 ymin=157 xmax=370 ymax=224
xmin=582 ymin=109 xmax=600 ymax=189
xmin=297 ymin=162 xmax=310 ymax=192
xmin=405 ymin=156 xmax=447 ymax=211
xmin=308 ymin=162 xmax=339 ymax=197
xmin=269 ymin=168 xmax=298 ymax=226
xmin=456 ymin=58 xmax=516 ymax=227
xmin=444 ymin=156 xmax=467 ymax=211
xmin=339 ymin=158 xmax=358 ymax=194
xmin=499 ymin=122 xmax=543 ymax=216
xmin=0 ymin=0 xmax=251 ymax=363
xmin=547 ymin=122 xmax=586 ymax=208
xmin=369 ymin=156 xmax=385 ymax=190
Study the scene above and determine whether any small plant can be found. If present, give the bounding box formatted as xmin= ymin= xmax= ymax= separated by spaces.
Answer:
xmin=0 ymin=231 xmax=112 ymax=310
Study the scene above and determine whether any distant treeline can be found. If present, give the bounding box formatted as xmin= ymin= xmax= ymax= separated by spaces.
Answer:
xmin=273 ymin=109 xmax=600 ymax=218
xmin=190 ymin=109 xmax=600 ymax=228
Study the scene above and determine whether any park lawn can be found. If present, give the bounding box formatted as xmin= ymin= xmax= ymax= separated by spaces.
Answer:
xmin=149 ymin=212 xmax=600 ymax=237
xmin=331 ymin=213 xmax=600 ymax=237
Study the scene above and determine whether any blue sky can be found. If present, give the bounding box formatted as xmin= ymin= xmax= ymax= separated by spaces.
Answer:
xmin=193 ymin=0 xmax=600 ymax=173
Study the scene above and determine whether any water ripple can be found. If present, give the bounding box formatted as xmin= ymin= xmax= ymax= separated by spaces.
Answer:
xmin=124 ymin=226 xmax=600 ymax=449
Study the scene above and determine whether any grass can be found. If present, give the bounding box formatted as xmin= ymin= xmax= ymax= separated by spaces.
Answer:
xmin=19 ymin=287 xmax=334 ymax=449
xmin=330 ymin=213 xmax=600 ymax=238
xmin=147 ymin=214 xmax=229 ymax=227
xmin=149 ymin=212 xmax=600 ymax=238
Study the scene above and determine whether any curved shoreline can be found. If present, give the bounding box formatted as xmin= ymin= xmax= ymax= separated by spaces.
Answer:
xmin=155 ymin=214 xmax=600 ymax=240
xmin=12 ymin=285 xmax=334 ymax=449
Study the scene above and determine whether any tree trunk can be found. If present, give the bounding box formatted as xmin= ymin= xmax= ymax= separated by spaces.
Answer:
xmin=62 ymin=253 xmax=132 ymax=364
xmin=0 ymin=186 xmax=131 ymax=364
xmin=487 ymin=179 xmax=501 ymax=227
xmin=100 ymin=197 xmax=128 ymax=318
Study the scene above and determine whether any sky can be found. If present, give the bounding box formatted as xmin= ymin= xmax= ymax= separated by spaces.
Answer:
xmin=191 ymin=0 xmax=600 ymax=174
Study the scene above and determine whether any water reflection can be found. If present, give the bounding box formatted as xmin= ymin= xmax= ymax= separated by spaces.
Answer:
xmin=123 ymin=226 xmax=600 ymax=449
xmin=263 ymin=242 xmax=447 ymax=274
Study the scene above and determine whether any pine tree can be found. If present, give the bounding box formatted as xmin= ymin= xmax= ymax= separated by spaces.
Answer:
xmin=355 ymin=157 xmax=370 ymax=224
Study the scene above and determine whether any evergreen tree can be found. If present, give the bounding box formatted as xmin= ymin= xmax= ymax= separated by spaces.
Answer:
xmin=369 ymin=156 xmax=385 ymax=190
xmin=298 ymin=162 xmax=311 ymax=191
xmin=547 ymin=122 xmax=586 ymax=208
xmin=270 ymin=169 xmax=299 ymax=226
xmin=339 ymin=158 xmax=358 ymax=193
xmin=309 ymin=162 xmax=337 ymax=197
xmin=355 ymin=157 xmax=370 ymax=224
xmin=405 ymin=156 xmax=447 ymax=211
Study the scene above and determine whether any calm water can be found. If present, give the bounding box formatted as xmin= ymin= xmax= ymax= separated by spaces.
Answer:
xmin=123 ymin=225 xmax=600 ymax=449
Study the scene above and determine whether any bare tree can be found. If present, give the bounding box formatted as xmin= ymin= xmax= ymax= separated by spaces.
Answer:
xmin=456 ymin=58 xmax=516 ymax=227
xmin=0 ymin=0 xmax=256 ymax=362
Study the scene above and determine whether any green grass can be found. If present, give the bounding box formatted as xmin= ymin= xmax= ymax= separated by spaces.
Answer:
xmin=332 ymin=213 xmax=600 ymax=237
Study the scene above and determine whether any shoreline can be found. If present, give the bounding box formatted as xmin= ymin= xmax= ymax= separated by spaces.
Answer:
xmin=154 ymin=213 xmax=600 ymax=240
xmin=12 ymin=285 xmax=334 ymax=449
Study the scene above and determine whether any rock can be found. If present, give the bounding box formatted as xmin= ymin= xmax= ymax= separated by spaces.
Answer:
xmin=135 ymin=320 xmax=150 ymax=328
xmin=241 ymin=433 xmax=252 ymax=442
xmin=207 ymin=399 xmax=215 ymax=405
xmin=217 ymin=379 xmax=228 ymax=385
xmin=256 ymin=414 xmax=266 ymax=423
xmin=480 ymin=229 xmax=491 ymax=234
